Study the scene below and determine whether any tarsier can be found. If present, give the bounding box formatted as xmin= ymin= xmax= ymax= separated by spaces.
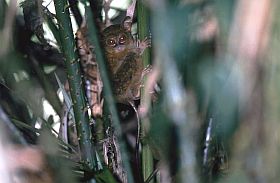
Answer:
xmin=101 ymin=16 xmax=150 ymax=106
xmin=76 ymin=16 xmax=150 ymax=118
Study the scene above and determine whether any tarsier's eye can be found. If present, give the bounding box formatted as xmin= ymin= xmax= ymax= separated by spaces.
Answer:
xmin=107 ymin=38 xmax=116 ymax=47
xmin=119 ymin=34 xmax=127 ymax=44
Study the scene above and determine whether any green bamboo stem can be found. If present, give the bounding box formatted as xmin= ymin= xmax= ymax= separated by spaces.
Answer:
xmin=83 ymin=4 xmax=134 ymax=183
xmin=95 ymin=117 xmax=105 ymax=162
xmin=137 ymin=1 xmax=154 ymax=182
xmin=53 ymin=0 xmax=96 ymax=171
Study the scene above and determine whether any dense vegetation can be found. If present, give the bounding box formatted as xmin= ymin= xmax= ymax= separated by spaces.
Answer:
xmin=0 ymin=0 xmax=280 ymax=183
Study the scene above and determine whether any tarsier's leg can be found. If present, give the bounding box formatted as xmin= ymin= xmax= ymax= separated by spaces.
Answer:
xmin=130 ymin=65 xmax=153 ymax=100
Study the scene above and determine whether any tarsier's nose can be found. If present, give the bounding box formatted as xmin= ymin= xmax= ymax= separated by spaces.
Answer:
xmin=115 ymin=45 xmax=125 ymax=52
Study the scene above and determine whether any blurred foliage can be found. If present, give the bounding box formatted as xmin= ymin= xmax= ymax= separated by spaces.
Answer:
xmin=0 ymin=0 xmax=280 ymax=183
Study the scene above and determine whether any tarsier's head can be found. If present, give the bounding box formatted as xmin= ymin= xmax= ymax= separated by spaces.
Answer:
xmin=101 ymin=17 xmax=134 ymax=56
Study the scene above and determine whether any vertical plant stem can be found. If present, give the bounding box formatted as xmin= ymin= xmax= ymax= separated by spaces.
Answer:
xmin=137 ymin=1 xmax=154 ymax=182
xmin=54 ymin=0 xmax=96 ymax=171
xmin=84 ymin=5 xmax=134 ymax=183
xmin=95 ymin=117 xmax=105 ymax=161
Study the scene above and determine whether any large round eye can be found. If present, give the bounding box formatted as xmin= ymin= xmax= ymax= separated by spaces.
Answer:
xmin=119 ymin=34 xmax=127 ymax=44
xmin=107 ymin=38 xmax=116 ymax=47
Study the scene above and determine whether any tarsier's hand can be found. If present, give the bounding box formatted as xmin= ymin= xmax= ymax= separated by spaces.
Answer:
xmin=137 ymin=36 xmax=152 ymax=55
xmin=141 ymin=65 xmax=152 ymax=82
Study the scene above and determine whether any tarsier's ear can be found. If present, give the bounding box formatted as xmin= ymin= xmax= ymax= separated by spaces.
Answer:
xmin=122 ymin=16 xmax=132 ymax=32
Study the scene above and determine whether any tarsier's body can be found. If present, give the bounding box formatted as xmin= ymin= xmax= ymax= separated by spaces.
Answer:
xmin=76 ymin=17 xmax=149 ymax=117
xmin=101 ymin=17 xmax=149 ymax=104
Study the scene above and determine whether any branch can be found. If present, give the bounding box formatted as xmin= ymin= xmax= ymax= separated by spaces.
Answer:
xmin=53 ymin=0 xmax=96 ymax=171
